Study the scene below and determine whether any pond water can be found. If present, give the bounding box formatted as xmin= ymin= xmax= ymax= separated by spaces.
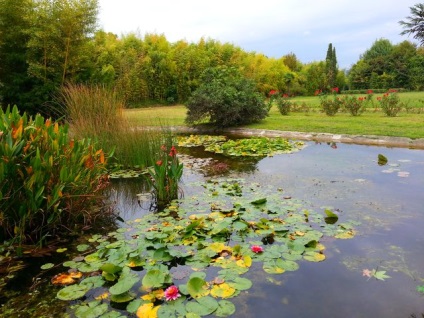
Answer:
xmin=107 ymin=140 xmax=424 ymax=318
xmin=2 ymin=138 xmax=423 ymax=318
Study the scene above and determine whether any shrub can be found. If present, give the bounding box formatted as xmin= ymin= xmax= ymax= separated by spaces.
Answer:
xmin=185 ymin=67 xmax=268 ymax=127
xmin=318 ymin=88 xmax=342 ymax=116
xmin=0 ymin=106 xmax=109 ymax=247
xmin=377 ymin=92 xmax=403 ymax=117
xmin=340 ymin=95 xmax=369 ymax=116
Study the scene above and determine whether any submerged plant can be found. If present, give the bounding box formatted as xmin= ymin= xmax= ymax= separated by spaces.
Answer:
xmin=146 ymin=145 xmax=184 ymax=208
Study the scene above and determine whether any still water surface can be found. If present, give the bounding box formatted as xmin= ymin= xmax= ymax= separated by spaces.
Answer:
xmin=110 ymin=140 xmax=424 ymax=317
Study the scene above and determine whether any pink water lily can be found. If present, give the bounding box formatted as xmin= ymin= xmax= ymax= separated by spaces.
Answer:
xmin=164 ymin=285 xmax=181 ymax=301
xmin=251 ymin=245 xmax=264 ymax=253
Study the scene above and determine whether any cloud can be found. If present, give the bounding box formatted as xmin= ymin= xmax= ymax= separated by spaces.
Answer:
xmin=98 ymin=0 xmax=419 ymax=68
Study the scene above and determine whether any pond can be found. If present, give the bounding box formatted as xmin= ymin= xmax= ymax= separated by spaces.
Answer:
xmin=107 ymin=138 xmax=424 ymax=317
xmin=2 ymin=136 xmax=424 ymax=317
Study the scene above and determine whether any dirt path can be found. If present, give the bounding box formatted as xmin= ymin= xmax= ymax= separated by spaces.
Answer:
xmin=168 ymin=126 xmax=424 ymax=149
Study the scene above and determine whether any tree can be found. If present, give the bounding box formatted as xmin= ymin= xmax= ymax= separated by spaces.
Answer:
xmin=186 ymin=66 xmax=267 ymax=127
xmin=0 ymin=0 xmax=35 ymax=111
xmin=399 ymin=3 xmax=424 ymax=45
xmin=325 ymin=43 xmax=338 ymax=89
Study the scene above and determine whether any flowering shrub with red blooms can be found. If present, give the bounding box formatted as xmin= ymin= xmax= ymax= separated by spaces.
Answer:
xmin=147 ymin=144 xmax=183 ymax=209
xmin=331 ymin=87 xmax=339 ymax=93
xmin=318 ymin=88 xmax=342 ymax=116
xmin=339 ymin=95 xmax=369 ymax=116
xmin=314 ymin=89 xmax=322 ymax=96
xmin=367 ymin=89 xmax=373 ymax=94
xmin=269 ymin=89 xmax=278 ymax=97
xmin=164 ymin=285 xmax=181 ymax=301
xmin=376 ymin=92 xmax=403 ymax=117
xmin=251 ymin=245 xmax=264 ymax=253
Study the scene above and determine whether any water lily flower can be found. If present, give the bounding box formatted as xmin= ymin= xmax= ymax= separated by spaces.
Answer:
xmin=251 ymin=245 xmax=264 ymax=253
xmin=164 ymin=285 xmax=181 ymax=301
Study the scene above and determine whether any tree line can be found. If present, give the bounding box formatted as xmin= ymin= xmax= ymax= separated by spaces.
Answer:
xmin=1 ymin=0 xmax=424 ymax=115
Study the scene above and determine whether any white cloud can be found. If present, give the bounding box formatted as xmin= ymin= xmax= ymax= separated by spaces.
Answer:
xmin=98 ymin=0 xmax=419 ymax=68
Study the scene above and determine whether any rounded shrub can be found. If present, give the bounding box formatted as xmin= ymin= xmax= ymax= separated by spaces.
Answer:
xmin=185 ymin=66 xmax=268 ymax=127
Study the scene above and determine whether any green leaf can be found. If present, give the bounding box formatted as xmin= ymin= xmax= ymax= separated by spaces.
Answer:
xmin=215 ymin=300 xmax=236 ymax=317
xmin=227 ymin=277 xmax=252 ymax=291
xmin=57 ymin=284 xmax=89 ymax=301
xmin=76 ymin=244 xmax=90 ymax=252
xmin=110 ymin=291 xmax=135 ymax=303
xmin=109 ymin=274 xmax=139 ymax=295
xmin=378 ymin=154 xmax=388 ymax=166
xmin=142 ymin=269 xmax=167 ymax=289
xmin=187 ymin=277 xmax=208 ymax=298
xmin=186 ymin=296 xmax=219 ymax=316
xmin=373 ymin=270 xmax=391 ymax=281
xmin=40 ymin=263 xmax=54 ymax=270
xmin=74 ymin=301 xmax=108 ymax=318
xmin=100 ymin=263 xmax=122 ymax=275
xmin=250 ymin=198 xmax=267 ymax=205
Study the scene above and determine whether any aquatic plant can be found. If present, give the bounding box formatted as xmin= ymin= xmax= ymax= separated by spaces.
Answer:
xmin=146 ymin=145 xmax=184 ymax=208
xmin=54 ymin=178 xmax=357 ymax=317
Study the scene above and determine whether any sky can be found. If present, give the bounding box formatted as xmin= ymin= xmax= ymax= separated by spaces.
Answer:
xmin=97 ymin=0 xmax=419 ymax=69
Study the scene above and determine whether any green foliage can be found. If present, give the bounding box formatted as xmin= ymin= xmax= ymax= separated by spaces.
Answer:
xmin=325 ymin=43 xmax=338 ymax=89
xmin=377 ymin=91 xmax=403 ymax=116
xmin=318 ymin=89 xmax=343 ymax=116
xmin=56 ymin=178 xmax=356 ymax=317
xmin=339 ymin=95 xmax=369 ymax=116
xmin=146 ymin=145 xmax=183 ymax=209
xmin=186 ymin=66 xmax=268 ymax=127
xmin=399 ymin=3 xmax=424 ymax=46
xmin=0 ymin=106 xmax=109 ymax=246
xmin=60 ymin=83 xmax=173 ymax=168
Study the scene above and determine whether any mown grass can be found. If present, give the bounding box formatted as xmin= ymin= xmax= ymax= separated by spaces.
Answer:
xmin=124 ymin=92 xmax=424 ymax=139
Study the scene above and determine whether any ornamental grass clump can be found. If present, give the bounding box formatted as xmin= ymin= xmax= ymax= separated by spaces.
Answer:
xmin=146 ymin=145 xmax=183 ymax=209
xmin=0 ymin=106 xmax=110 ymax=248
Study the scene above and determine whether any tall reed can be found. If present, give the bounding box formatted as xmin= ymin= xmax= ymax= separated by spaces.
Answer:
xmin=60 ymin=84 xmax=172 ymax=168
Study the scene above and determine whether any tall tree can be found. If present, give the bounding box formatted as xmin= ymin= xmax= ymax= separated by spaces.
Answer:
xmin=325 ymin=43 xmax=338 ymax=89
xmin=399 ymin=3 xmax=424 ymax=45
xmin=0 ymin=0 xmax=35 ymax=111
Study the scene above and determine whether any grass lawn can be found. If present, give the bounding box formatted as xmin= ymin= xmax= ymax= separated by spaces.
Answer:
xmin=124 ymin=92 xmax=424 ymax=139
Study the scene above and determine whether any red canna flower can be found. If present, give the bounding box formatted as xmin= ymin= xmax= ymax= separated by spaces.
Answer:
xmin=169 ymin=146 xmax=177 ymax=157
xmin=331 ymin=87 xmax=339 ymax=93
xmin=314 ymin=89 xmax=322 ymax=96
xmin=367 ymin=89 xmax=373 ymax=94
xmin=269 ymin=90 xmax=278 ymax=96
xmin=156 ymin=160 xmax=163 ymax=166
xmin=161 ymin=144 xmax=167 ymax=151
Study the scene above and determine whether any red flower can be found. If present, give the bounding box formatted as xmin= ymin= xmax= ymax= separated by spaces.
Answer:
xmin=377 ymin=97 xmax=382 ymax=101
xmin=164 ymin=285 xmax=181 ymax=301
xmin=314 ymin=89 xmax=322 ymax=96
xmin=282 ymin=94 xmax=289 ymax=98
xmin=367 ymin=89 xmax=373 ymax=94
xmin=269 ymin=90 xmax=278 ymax=96
xmin=251 ymin=245 xmax=264 ymax=253
xmin=331 ymin=87 xmax=339 ymax=93
xmin=156 ymin=160 xmax=163 ymax=166
xmin=169 ymin=146 xmax=177 ymax=157
xmin=161 ymin=144 xmax=167 ymax=151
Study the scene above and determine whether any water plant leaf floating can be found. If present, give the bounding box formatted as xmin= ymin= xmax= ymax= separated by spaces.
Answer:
xmin=372 ymin=270 xmax=391 ymax=281
xmin=41 ymin=263 xmax=54 ymax=270
xmin=142 ymin=269 xmax=168 ymax=289
xmin=416 ymin=285 xmax=424 ymax=294
xmin=74 ymin=300 xmax=108 ymax=318
xmin=110 ymin=291 xmax=135 ymax=303
xmin=185 ymin=296 xmax=219 ymax=316
xmin=324 ymin=209 xmax=338 ymax=224
xmin=303 ymin=251 xmax=326 ymax=262
xmin=187 ymin=277 xmax=209 ymax=298
xmin=210 ymin=283 xmax=236 ymax=298
xmin=215 ymin=300 xmax=236 ymax=317
xmin=177 ymin=135 xmax=227 ymax=147
xmin=57 ymin=284 xmax=89 ymax=300
xmin=51 ymin=271 xmax=82 ymax=286
xmin=136 ymin=303 xmax=160 ymax=318
xmin=378 ymin=154 xmax=388 ymax=166
xmin=76 ymin=244 xmax=90 ymax=252
xmin=56 ymin=248 xmax=67 ymax=253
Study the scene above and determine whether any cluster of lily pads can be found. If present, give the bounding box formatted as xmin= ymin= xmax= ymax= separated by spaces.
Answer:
xmin=54 ymin=178 xmax=356 ymax=317
xmin=177 ymin=135 xmax=305 ymax=157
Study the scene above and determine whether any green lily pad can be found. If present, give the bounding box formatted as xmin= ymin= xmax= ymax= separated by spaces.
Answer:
xmin=57 ymin=284 xmax=89 ymax=301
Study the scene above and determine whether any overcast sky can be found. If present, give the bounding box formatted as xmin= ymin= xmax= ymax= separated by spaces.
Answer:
xmin=98 ymin=0 xmax=419 ymax=69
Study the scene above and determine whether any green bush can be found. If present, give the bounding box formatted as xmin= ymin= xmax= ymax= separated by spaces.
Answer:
xmin=185 ymin=66 xmax=268 ymax=127
xmin=340 ymin=95 xmax=369 ymax=116
xmin=377 ymin=92 xmax=403 ymax=117
xmin=0 ymin=106 xmax=110 ymax=247
xmin=318 ymin=89 xmax=342 ymax=116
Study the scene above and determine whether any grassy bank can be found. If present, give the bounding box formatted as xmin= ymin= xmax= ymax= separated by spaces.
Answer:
xmin=124 ymin=92 xmax=424 ymax=139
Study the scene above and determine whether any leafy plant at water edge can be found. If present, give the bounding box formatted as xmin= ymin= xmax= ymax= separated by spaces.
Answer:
xmin=0 ymin=106 xmax=109 ymax=247
xmin=146 ymin=145 xmax=184 ymax=209
xmin=54 ymin=178 xmax=357 ymax=317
